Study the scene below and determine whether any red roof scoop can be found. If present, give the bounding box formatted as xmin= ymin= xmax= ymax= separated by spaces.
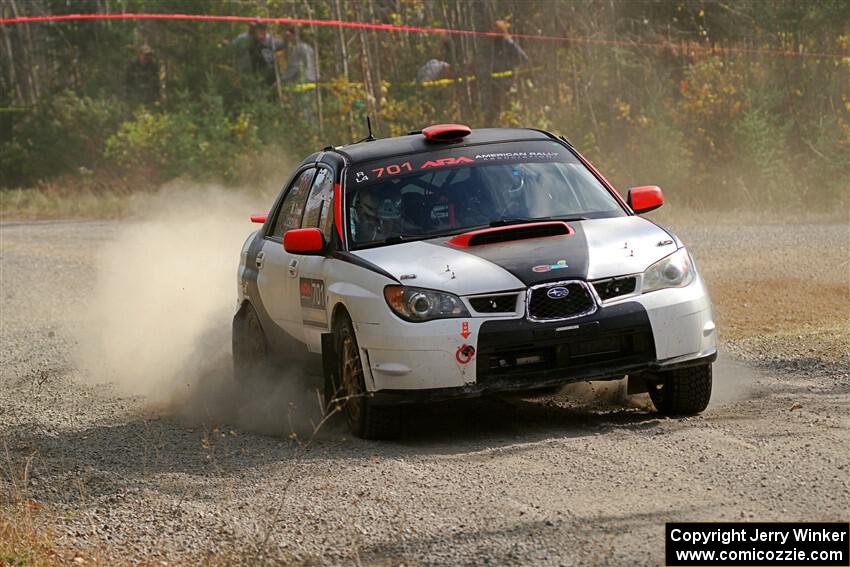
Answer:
xmin=422 ymin=124 xmax=472 ymax=142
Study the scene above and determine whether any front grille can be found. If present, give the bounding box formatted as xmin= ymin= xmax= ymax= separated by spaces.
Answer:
xmin=593 ymin=276 xmax=638 ymax=301
xmin=527 ymin=281 xmax=595 ymax=321
xmin=469 ymin=294 xmax=518 ymax=313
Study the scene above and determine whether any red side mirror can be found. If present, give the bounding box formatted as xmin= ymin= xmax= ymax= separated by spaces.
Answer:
xmin=627 ymin=186 xmax=664 ymax=214
xmin=283 ymin=228 xmax=325 ymax=255
xmin=250 ymin=214 xmax=267 ymax=224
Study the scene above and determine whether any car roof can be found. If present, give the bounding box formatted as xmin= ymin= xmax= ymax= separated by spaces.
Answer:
xmin=324 ymin=127 xmax=558 ymax=166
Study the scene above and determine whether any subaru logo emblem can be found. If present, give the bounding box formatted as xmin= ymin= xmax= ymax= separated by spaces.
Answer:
xmin=547 ymin=286 xmax=570 ymax=299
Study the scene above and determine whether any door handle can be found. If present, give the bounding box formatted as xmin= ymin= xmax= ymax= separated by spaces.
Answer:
xmin=255 ymin=251 xmax=265 ymax=269
xmin=288 ymin=258 xmax=299 ymax=278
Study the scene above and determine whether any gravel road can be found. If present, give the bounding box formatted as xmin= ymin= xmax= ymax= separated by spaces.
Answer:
xmin=1 ymin=219 xmax=848 ymax=566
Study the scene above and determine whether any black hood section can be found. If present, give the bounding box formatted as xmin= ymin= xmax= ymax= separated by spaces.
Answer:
xmin=434 ymin=222 xmax=589 ymax=286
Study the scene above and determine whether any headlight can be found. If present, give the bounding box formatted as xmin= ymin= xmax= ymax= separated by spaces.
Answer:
xmin=383 ymin=286 xmax=470 ymax=322
xmin=642 ymin=248 xmax=695 ymax=293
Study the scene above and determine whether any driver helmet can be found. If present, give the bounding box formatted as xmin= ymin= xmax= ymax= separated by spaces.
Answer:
xmin=509 ymin=165 xmax=525 ymax=192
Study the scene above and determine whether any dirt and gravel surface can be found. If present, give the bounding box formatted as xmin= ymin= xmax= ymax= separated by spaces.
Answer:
xmin=1 ymin=218 xmax=848 ymax=566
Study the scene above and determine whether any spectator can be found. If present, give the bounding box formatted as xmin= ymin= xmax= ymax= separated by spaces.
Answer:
xmin=281 ymin=26 xmax=317 ymax=120
xmin=493 ymin=19 xmax=529 ymax=73
xmin=281 ymin=27 xmax=317 ymax=84
xmin=232 ymin=21 xmax=286 ymax=85
xmin=416 ymin=59 xmax=451 ymax=83
xmin=125 ymin=45 xmax=160 ymax=105
xmin=484 ymin=18 xmax=529 ymax=122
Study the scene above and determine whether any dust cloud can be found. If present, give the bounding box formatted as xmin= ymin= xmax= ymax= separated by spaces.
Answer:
xmin=709 ymin=353 xmax=757 ymax=407
xmin=558 ymin=379 xmax=630 ymax=407
xmin=73 ymin=182 xmax=324 ymax=436
xmin=555 ymin=352 xmax=755 ymax=412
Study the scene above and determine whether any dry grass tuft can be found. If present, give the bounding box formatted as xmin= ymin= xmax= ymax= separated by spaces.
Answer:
xmin=0 ymin=500 xmax=64 ymax=567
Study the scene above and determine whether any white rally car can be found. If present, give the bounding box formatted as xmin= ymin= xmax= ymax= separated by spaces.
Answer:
xmin=233 ymin=124 xmax=716 ymax=439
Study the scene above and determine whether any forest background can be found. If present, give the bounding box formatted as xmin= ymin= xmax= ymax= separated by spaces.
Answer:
xmin=1 ymin=0 xmax=848 ymax=217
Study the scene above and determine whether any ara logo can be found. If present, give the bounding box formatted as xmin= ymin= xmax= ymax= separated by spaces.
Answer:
xmin=547 ymin=286 xmax=570 ymax=300
xmin=420 ymin=156 xmax=474 ymax=169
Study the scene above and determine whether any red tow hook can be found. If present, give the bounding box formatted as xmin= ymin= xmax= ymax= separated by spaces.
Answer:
xmin=455 ymin=344 xmax=475 ymax=364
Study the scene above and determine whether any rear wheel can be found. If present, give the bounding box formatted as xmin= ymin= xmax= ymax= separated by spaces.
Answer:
xmin=232 ymin=302 xmax=272 ymax=383
xmin=332 ymin=316 xmax=399 ymax=439
xmin=649 ymin=363 xmax=712 ymax=415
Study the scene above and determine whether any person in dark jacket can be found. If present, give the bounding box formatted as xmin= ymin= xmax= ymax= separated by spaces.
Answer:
xmin=493 ymin=19 xmax=529 ymax=73
xmin=233 ymin=21 xmax=286 ymax=85
xmin=484 ymin=19 xmax=529 ymax=121
xmin=125 ymin=45 xmax=160 ymax=105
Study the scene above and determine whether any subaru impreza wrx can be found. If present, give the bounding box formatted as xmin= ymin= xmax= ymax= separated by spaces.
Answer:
xmin=233 ymin=124 xmax=716 ymax=438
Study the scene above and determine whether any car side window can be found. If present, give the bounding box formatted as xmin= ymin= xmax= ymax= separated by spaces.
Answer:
xmin=301 ymin=167 xmax=335 ymax=240
xmin=270 ymin=168 xmax=315 ymax=239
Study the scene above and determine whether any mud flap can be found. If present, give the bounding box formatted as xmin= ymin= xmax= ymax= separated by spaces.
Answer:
xmin=321 ymin=332 xmax=339 ymax=409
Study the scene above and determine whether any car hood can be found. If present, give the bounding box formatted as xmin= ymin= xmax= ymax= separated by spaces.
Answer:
xmin=351 ymin=216 xmax=679 ymax=295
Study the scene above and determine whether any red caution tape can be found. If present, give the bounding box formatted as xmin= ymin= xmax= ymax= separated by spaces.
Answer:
xmin=0 ymin=13 xmax=843 ymax=59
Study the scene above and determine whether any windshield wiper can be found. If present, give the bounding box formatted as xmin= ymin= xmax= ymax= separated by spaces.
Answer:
xmin=550 ymin=215 xmax=588 ymax=223
xmin=381 ymin=227 xmax=479 ymax=245
xmin=382 ymin=232 xmax=452 ymax=245
xmin=489 ymin=217 xmax=537 ymax=227
xmin=382 ymin=234 xmax=412 ymax=245
xmin=488 ymin=215 xmax=587 ymax=227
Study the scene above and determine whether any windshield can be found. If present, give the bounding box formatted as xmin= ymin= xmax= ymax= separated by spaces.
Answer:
xmin=345 ymin=140 xmax=626 ymax=249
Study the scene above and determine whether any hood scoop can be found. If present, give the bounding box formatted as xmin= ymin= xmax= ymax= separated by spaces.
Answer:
xmin=447 ymin=221 xmax=574 ymax=247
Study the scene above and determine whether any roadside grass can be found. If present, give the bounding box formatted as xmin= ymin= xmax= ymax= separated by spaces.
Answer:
xmin=649 ymin=202 xmax=848 ymax=226
xmin=1 ymin=150 xmax=292 ymax=222
xmin=1 ymin=473 xmax=247 ymax=567
xmin=0 ymin=500 xmax=64 ymax=567
xmin=1 ymin=445 xmax=65 ymax=567
xmin=0 ymin=185 xmax=132 ymax=221
xmin=3 ymin=183 xmax=847 ymax=224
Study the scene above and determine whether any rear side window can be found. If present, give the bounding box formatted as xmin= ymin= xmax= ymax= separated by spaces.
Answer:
xmin=301 ymin=167 xmax=335 ymax=240
xmin=270 ymin=168 xmax=315 ymax=238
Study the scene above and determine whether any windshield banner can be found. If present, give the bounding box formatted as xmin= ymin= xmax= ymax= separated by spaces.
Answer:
xmin=348 ymin=141 xmax=572 ymax=187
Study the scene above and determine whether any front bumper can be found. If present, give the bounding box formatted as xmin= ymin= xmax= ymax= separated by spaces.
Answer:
xmin=371 ymin=348 xmax=716 ymax=405
xmin=353 ymin=276 xmax=716 ymax=401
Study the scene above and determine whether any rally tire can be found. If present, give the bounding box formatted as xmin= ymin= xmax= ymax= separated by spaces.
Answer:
xmin=334 ymin=315 xmax=399 ymax=440
xmin=232 ymin=302 xmax=272 ymax=383
xmin=649 ymin=363 xmax=712 ymax=415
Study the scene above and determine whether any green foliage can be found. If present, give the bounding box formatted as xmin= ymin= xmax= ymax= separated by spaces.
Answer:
xmin=0 ymin=91 xmax=125 ymax=186
xmin=0 ymin=0 xmax=848 ymax=212
xmin=105 ymin=93 xmax=264 ymax=181
xmin=731 ymin=108 xmax=794 ymax=206
xmin=625 ymin=114 xmax=694 ymax=205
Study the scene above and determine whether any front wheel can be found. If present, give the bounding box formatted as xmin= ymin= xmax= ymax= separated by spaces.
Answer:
xmin=332 ymin=316 xmax=399 ymax=439
xmin=648 ymin=363 xmax=712 ymax=415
